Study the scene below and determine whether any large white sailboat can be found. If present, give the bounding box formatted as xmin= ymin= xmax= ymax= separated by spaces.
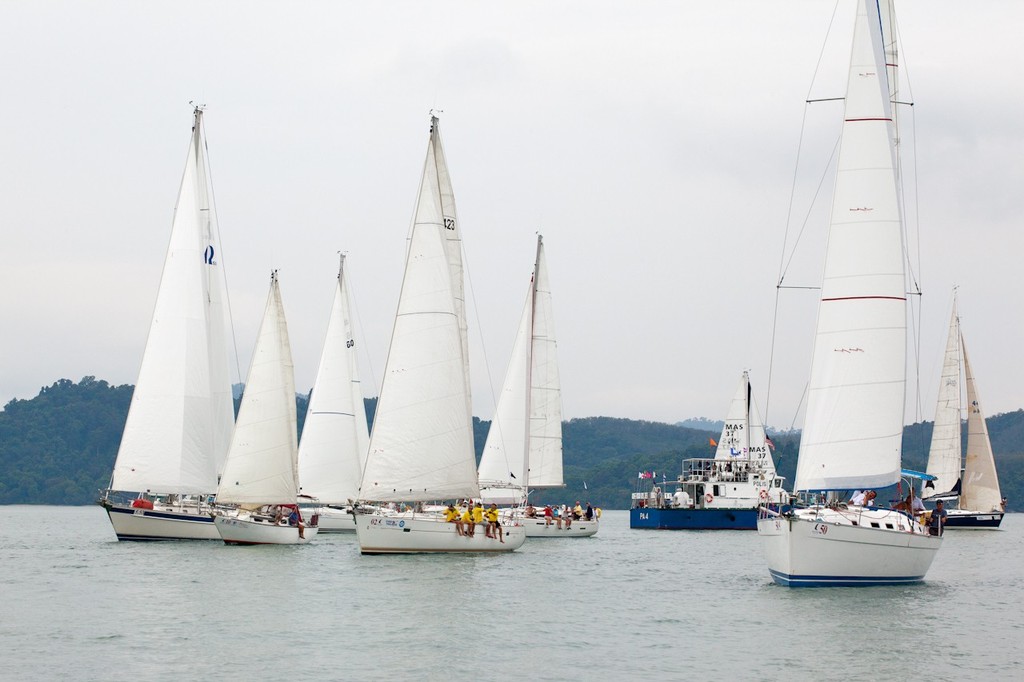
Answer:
xmin=757 ymin=0 xmax=942 ymax=586
xmin=922 ymin=297 xmax=1006 ymax=528
xmin=296 ymin=255 xmax=370 ymax=532
xmin=478 ymin=236 xmax=596 ymax=538
xmin=99 ymin=107 xmax=235 ymax=541
xmin=352 ymin=116 xmax=525 ymax=553
xmin=213 ymin=272 xmax=317 ymax=545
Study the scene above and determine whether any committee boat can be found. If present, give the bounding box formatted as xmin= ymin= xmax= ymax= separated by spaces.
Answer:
xmin=296 ymin=255 xmax=370 ymax=532
xmin=922 ymin=295 xmax=1006 ymax=528
xmin=631 ymin=371 xmax=786 ymax=530
xmin=756 ymin=0 xmax=942 ymax=586
xmin=478 ymin=235 xmax=597 ymax=538
xmin=352 ymin=115 xmax=524 ymax=553
xmin=99 ymin=107 xmax=234 ymax=541
xmin=213 ymin=272 xmax=318 ymax=545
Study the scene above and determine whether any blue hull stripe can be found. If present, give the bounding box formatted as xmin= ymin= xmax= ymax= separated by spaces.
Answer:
xmin=769 ymin=568 xmax=925 ymax=588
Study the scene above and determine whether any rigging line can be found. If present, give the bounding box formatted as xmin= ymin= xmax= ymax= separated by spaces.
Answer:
xmin=461 ymin=235 xmax=501 ymax=435
xmin=200 ymin=113 xmax=245 ymax=389
xmin=779 ymin=134 xmax=842 ymax=285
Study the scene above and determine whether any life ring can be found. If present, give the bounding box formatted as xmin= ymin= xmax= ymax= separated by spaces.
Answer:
xmin=759 ymin=488 xmax=769 ymax=501
xmin=705 ymin=493 xmax=714 ymax=504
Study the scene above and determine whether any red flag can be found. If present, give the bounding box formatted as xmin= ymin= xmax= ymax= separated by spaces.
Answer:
xmin=709 ymin=438 xmax=717 ymax=447
xmin=765 ymin=435 xmax=775 ymax=450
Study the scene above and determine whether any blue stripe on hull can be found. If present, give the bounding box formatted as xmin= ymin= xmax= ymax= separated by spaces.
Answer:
xmin=768 ymin=569 xmax=925 ymax=588
xmin=630 ymin=508 xmax=757 ymax=530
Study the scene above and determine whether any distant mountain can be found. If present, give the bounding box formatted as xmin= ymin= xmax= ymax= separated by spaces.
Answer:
xmin=2 ymin=377 xmax=1021 ymax=511
xmin=676 ymin=417 xmax=723 ymax=432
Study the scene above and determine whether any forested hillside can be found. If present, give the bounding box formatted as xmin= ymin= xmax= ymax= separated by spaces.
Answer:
xmin=2 ymin=377 xmax=1021 ymax=510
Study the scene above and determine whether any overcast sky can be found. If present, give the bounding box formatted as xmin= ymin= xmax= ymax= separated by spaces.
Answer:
xmin=1 ymin=1 xmax=1021 ymax=428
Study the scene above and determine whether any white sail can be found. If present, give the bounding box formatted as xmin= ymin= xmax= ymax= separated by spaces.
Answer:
xmin=357 ymin=121 xmax=479 ymax=504
xmin=216 ymin=273 xmax=299 ymax=506
xmin=478 ymin=270 xmax=532 ymax=489
xmin=526 ymin=237 xmax=564 ymax=488
xmin=111 ymin=108 xmax=234 ymax=495
xmin=430 ymin=117 xmax=473 ymax=439
xmin=713 ymin=372 xmax=775 ymax=474
xmin=297 ymin=256 xmax=370 ymax=503
xmin=960 ymin=340 xmax=1002 ymax=512
xmin=794 ymin=0 xmax=906 ymax=492
xmin=923 ymin=304 xmax=963 ymax=498
xmin=479 ymin=236 xmax=564 ymax=496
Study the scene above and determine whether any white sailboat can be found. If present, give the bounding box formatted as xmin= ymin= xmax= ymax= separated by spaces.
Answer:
xmin=922 ymin=297 xmax=1006 ymax=528
xmin=296 ymin=255 xmax=370 ymax=532
xmin=99 ymin=107 xmax=235 ymax=541
xmin=757 ymin=0 xmax=942 ymax=586
xmin=213 ymin=272 xmax=318 ymax=545
xmin=478 ymin=236 xmax=596 ymax=537
xmin=352 ymin=115 xmax=524 ymax=553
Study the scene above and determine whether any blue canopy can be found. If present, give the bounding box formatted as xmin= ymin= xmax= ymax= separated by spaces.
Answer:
xmin=901 ymin=468 xmax=937 ymax=481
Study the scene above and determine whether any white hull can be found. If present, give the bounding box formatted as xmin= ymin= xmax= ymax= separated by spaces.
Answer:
xmin=313 ymin=506 xmax=356 ymax=533
xmin=354 ymin=512 xmax=526 ymax=554
xmin=102 ymin=500 xmax=221 ymax=541
xmin=214 ymin=513 xmax=318 ymax=545
xmin=521 ymin=518 xmax=598 ymax=538
xmin=757 ymin=507 xmax=942 ymax=587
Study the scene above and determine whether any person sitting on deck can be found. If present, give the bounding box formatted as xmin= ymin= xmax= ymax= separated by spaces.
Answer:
xmin=573 ymin=501 xmax=584 ymax=519
xmin=544 ymin=504 xmax=556 ymax=527
xmin=445 ymin=504 xmax=464 ymax=536
xmin=472 ymin=502 xmax=486 ymax=536
xmin=525 ymin=505 xmax=537 ymax=518
xmin=461 ymin=504 xmax=475 ymax=537
xmin=287 ymin=507 xmax=305 ymax=539
xmin=585 ymin=502 xmax=594 ymax=520
xmin=486 ymin=503 xmax=504 ymax=542
xmin=563 ymin=505 xmax=573 ymax=529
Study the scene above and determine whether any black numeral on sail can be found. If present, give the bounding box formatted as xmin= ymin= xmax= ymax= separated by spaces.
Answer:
xmin=444 ymin=217 xmax=456 ymax=231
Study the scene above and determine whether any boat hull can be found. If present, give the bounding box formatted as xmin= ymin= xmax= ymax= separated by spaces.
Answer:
xmin=311 ymin=506 xmax=356 ymax=533
xmin=757 ymin=509 xmax=942 ymax=587
xmin=214 ymin=514 xmax=318 ymax=545
xmin=354 ymin=512 xmax=526 ymax=554
xmin=943 ymin=509 xmax=1004 ymax=529
xmin=630 ymin=507 xmax=756 ymax=530
xmin=103 ymin=501 xmax=221 ymax=541
xmin=521 ymin=518 xmax=598 ymax=537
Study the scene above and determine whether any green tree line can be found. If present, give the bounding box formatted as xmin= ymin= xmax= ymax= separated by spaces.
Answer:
xmin=1 ymin=377 xmax=1021 ymax=510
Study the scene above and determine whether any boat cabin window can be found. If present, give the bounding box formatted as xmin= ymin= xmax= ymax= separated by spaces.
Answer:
xmin=870 ymin=522 xmax=880 ymax=528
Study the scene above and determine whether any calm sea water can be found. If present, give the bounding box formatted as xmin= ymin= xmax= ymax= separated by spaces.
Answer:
xmin=1 ymin=507 xmax=1021 ymax=680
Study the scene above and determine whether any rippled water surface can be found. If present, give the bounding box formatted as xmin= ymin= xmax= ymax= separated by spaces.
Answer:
xmin=2 ymin=507 xmax=1021 ymax=680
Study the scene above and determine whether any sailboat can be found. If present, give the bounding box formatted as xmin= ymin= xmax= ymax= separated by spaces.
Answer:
xmin=213 ymin=272 xmax=318 ymax=545
xmin=99 ymin=107 xmax=235 ymax=541
xmin=351 ymin=115 xmax=525 ymax=553
xmin=631 ymin=371 xmax=786 ymax=530
xmin=296 ymin=255 xmax=370 ymax=532
xmin=922 ymin=297 xmax=1006 ymax=528
xmin=756 ymin=0 xmax=942 ymax=586
xmin=478 ymin=236 xmax=597 ymax=537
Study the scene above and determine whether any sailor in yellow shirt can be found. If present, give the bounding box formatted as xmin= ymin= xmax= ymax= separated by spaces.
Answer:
xmin=461 ymin=504 xmax=475 ymax=537
xmin=486 ymin=502 xmax=505 ymax=543
xmin=444 ymin=504 xmax=465 ymax=536
xmin=472 ymin=502 xmax=486 ymax=537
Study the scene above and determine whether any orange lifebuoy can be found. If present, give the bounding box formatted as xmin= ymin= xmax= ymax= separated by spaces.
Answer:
xmin=705 ymin=493 xmax=714 ymax=503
